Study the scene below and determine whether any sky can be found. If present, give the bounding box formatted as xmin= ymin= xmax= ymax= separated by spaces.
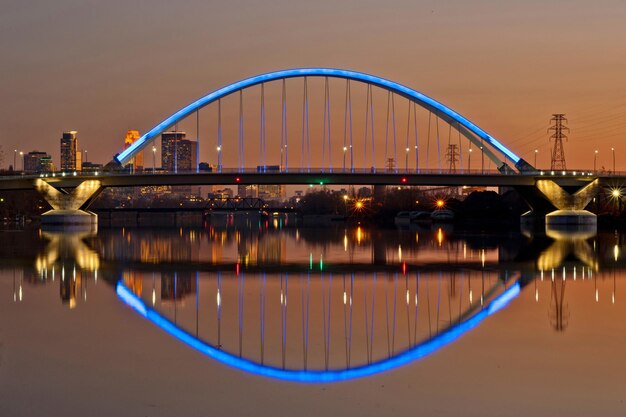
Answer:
xmin=1 ymin=0 xmax=626 ymax=171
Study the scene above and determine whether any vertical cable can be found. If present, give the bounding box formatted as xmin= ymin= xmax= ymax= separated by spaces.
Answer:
xmin=301 ymin=79 xmax=305 ymax=172
xmin=282 ymin=79 xmax=288 ymax=172
xmin=405 ymin=100 xmax=411 ymax=172
xmin=370 ymin=86 xmax=375 ymax=172
xmin=391 ymin=93 xmax=397 ymax=173
xmin=436 ymin=116 xmax=441 ymax=173
xmin=426 ymin=113 xmax=431 ymax=171
xmin=260 ymin=83 xmax=266 ymax=168
xmin=302 ymin=77 xmax=310 ymax=172
xmin=322 ymin=78 xmax=328 ymax=172
xmin=457 ymin=122 xmax=463 ymax=172
xmin=174 ymin=123 xmax=178 ymax=173
xmin=414 ymin=102 xmax=419 ymax=172
xmin=239 ymin=90 xmax=244 ymax=172
xmin=385 ymin=91 xmax=390 ymax=171
xmin=348 ymin=81 xmax=354 ymax=172
xmin=217 ymin=100 xmax=222 ymax=172
xmin=364 ymin=84 xmax=370 ymax=173
xmin=326 ymin=78 xmax=332 ymax=172
xmin=196 ymin=110 xmax=200 ymax=173
xmin=343 ymin=80 xmax=348 ymax=172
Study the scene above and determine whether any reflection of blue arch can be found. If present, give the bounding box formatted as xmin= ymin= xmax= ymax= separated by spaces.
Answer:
xmin=115 ymin=68 xmax=530 ymax=172
xmin=116 ymin=280 xmax=520 ymax=383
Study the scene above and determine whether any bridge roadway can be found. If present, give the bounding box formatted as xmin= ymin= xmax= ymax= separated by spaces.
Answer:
xmin=0 ymin=169 xmax=608 ymax=191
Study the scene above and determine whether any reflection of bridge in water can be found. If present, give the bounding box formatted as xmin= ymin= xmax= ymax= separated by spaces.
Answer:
xmin=116 ymin=273 xmax=520 ymax=382
xmin=4 ymin=224 xmax=626 ymax=378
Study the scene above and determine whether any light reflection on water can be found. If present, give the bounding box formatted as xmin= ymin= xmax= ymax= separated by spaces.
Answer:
xmin=3 ymin=218 xmax=626 ymax=380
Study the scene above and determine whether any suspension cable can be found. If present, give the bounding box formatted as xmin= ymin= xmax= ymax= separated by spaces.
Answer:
xmin=281 ymin=78 xmax=288 ymax=172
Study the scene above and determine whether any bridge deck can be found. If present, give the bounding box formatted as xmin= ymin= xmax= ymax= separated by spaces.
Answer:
xmin=0 ymin=170 xmax=605 ymax=191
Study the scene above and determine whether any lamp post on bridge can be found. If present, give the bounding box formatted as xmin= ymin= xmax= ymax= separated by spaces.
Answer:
xmin=534 ymin=149 xmax=538 ymax=168
xmin=480 ymin=146 xmax=484 ymax=174
xmin=152 ymin=146 xmax=157 ymax=173
xmin=13 ymin=149 xmax=17 ymax=171
xmin=405 ymin=147 xmax=409 ymax=173
xmin=19 ymin=151 xmax=24 ymax=172
xmin=217 ymin=145 xmax=222 ymax=173
xmin=343 ymin=146 xmax=347 ymax=172
xmin=612 ymin=147 xmax=616 ymax=174
xmin=594 ymin=150 xmax=598 ymax=172
xmin=468 ymin=148 xmax=472 ymax=172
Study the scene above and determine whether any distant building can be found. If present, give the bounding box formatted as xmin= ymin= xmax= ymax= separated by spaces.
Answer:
xmin=124 ymin=130 xmax=144 ymax=171
xmin=256 ymin=165 xmax=286 ymax=202
xmin=60 ymin=131 xmax=79 ymax=171
xmin=81 ymin=162 xmax=103 ymax=173
xmin=161 ymin=132 xmax=197 ymax=172
xmin=258 ymin=184 xmax=286 ymax=202
xmin=208 ymin=188 xmax=234 ymax=199
xmin=23 ymin=151 xmax=53 ymax=174
xmin=39 ymin=156 xmax=54 ymax=173
xmin=238 ymin=184 xmax=258 ymax=198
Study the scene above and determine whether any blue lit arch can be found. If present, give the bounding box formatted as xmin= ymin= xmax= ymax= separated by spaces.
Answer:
xmin=115 ymin=68 xmax=530 ymax=172
xmin=116 ymin=280 xmax=520 ymax=383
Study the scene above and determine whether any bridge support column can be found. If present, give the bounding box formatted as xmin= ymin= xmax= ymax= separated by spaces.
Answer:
xmin=35 ymin=179 xmax=103 ymax=227
xmin=532 ymin=179 xmax=598 ymax=228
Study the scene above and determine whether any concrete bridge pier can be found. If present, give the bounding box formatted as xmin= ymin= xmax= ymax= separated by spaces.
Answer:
xmin=519 ymin=179 xmax=598 ymax=229
xmin=35 ymin=179 xmax=103 ymax=227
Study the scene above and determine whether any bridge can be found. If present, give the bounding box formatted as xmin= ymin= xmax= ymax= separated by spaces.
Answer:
xmin=0 ymin=67 xmax=617 ymax=226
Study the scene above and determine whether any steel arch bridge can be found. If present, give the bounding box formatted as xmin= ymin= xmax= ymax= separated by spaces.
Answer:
xmin=115 ymin=68 xmax=534 ymax=174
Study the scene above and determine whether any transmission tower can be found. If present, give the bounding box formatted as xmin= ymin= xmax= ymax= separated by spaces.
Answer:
xmin=446 ymin=144 xmax=458 ymax=173
xmin=548 ymin=114 xmax=569 ymax=170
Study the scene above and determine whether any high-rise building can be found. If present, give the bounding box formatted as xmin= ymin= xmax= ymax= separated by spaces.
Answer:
xmin=60 ymin=131 xmax=78 ymax=171
xmin=161 ymin=131 xmax=197 ymax=172
xmin=124 ymin=130 xmax=144 ymax=171
xmin=23 ymin=151 xmax=53 ymax=174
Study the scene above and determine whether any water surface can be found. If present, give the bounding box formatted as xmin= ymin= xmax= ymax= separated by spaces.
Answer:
xmin=1 ymin=217 xmax=625 ymax=416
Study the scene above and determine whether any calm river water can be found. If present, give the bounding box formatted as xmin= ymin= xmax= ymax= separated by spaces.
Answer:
xmin=1 ymin=214 xmax=626 ymax=416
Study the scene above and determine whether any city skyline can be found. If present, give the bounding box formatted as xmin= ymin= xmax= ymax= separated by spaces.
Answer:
xmin=2 ymin=1 xmax=626 ymax=171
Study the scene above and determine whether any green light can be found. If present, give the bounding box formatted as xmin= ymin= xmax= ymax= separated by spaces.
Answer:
xmin=320 ymin=254 xmax=323 ymax=271
xmin=309 ymin=253 xmax=313 ymax=269
xmin=319 ymin=181 xmax=324 ymax=185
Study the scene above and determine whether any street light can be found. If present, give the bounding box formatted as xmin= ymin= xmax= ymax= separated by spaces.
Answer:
xmin=13 ymin=149 xmax=17 ymax=171
xmin=468 ymin=148 xmax=472 ymax=172
xmin=217 ymin=145 xmax=222 ymax=172
xmin=152 ymin=146 xmax=157 ymax=173
xmin=594 ymin=150 xmax=599 ymax=172
xmin=534 ymin=149 xmax=538 ymax=167
xmin=612 ymin=188 xmax=622 ymax=214
xmin=405 ymin=147 xmax=410 ymax=172
xmin=480 ymin=146 xmax=484 ymax=173
xmin=19 ymin=151 xmax=24 ymax=172
xmin=343 ymin=146 xmax=347 ymax=171
xmin=612 ymin=147 xmax=616 ymax=174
